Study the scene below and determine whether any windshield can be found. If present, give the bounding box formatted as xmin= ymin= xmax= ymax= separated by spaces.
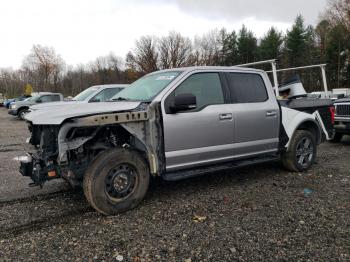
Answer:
xmin=111 ymin=71 xmax=182 ymax=101
xmin=73 ymin=87 xmax=99 ymax=101
xmin=26 ymin=95 xmax=40 ymax=102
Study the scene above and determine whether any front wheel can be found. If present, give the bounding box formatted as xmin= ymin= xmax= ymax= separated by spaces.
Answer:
xmin=83 ymin=148 xmax=150 ymax=215
xmin=18 ymin=108 xmax=29 ymax=120
xmin=281 ymin=130 xmax=317 ymax=172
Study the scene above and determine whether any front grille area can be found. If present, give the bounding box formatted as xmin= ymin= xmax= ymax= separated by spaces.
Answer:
xmin=336 ymin=104 xmax=350 ymax=117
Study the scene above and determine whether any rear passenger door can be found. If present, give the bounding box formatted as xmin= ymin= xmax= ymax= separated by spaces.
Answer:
xmin=162 ymin=72 xmax=235 ymax=171
xmin=51 ymin=95 xmax=61 ymax=102
xmin=225 ymin=72 xmax=280 ymax=156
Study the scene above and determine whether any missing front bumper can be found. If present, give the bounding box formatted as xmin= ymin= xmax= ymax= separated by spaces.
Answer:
xmin=18 ymin=153 xmax=60 ymax=186
xmin=19 ymin=155 xmax=33 ymax=177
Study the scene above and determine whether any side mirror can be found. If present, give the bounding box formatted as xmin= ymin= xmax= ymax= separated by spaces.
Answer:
xmin=89 ymin=97 xmax=101 ymax=103
xmin=170 ymin=93 xmax=197 ymax=113
xmin=36 ymin=99 xmax=42 ymax=103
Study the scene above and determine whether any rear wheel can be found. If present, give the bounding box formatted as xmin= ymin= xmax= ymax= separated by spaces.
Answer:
xmin=281 ymin=130 xmax=317 ymax=172
xmin=330 ymin=132 xmax=343 ymax=143
xmin=83 ymin=148 xmax=150 ymax=215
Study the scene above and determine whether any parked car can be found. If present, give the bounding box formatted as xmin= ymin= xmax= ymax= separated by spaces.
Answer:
xmin=21 ymin=66 xmax=334 ymax=215
xmin=332 ymin=88 xmax=350 ymax=98
xmin=3 ymin=95 xmax=31 ymax=108
xmin=28 ymin=84 xmax=127 ymax=112
xmin=332 ymin=97 xmax=350 ymax=142
xmin=309 ymin=91 xmax=333 ymax=99
xmin=8 ymin=92 xmax=63 ymax=119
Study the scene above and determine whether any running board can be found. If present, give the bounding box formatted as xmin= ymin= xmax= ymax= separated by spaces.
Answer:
xmin=162 ymin=155 xmax=279 ymax=181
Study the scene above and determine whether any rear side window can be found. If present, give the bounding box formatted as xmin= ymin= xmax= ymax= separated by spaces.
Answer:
xmin=227 ymin=73 xmax=268 ymax=103
xmin=52 ymin=95 xmax=61 ymax=101
xmin=40 ymin=95 xmax=60 ymax=102
xmin=174 ymin=73 xmax=224 ymax=110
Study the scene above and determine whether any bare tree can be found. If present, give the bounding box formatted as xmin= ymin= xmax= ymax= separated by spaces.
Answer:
xmin=22 ymin=44 xmax=65 ymax=91
xmin=192 ymin=29 xmax=222 ymax=66
xmin=325 ymin=0 xmax=350 ymax=33
xmin=315 ymin=20 xmax=331 ymax=58
xmin=126 ymin=36 xmax=158 ymax=73
xmin=89 ymin=53 xmax=124 ymax=84
xmin=158 ymin=32 xmax=192 ymax=69
xmin=0 ymin=68 xmax=24 ymax=97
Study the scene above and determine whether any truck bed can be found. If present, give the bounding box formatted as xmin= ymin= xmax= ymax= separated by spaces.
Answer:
xmin=279 ymin=98 xmax=334 ymax=140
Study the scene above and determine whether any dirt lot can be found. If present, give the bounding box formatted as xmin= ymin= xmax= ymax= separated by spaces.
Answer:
xmin=0 ymin=108 xmax=349 ymax=261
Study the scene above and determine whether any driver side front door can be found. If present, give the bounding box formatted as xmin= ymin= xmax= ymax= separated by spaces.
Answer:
xmin=162 ymin=72 xmax=235 ymax=171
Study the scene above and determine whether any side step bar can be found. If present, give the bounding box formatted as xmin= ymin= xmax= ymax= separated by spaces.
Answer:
xmin=162 ymin=155 xmax=279 ymax=181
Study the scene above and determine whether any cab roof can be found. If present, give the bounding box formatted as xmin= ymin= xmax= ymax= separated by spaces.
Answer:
xmin=152 ymin=66 xmax=265 ymax=75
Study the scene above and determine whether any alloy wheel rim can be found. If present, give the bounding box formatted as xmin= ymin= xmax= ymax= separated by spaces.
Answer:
xmin=296 ymin=137 xmax=314 ymax=167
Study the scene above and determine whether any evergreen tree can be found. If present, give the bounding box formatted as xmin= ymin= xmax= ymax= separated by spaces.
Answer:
xmin=220 ymin=29 xmax=238 ymax=66
xmin=259 ymin=27 xmax=283 ymax=60
xmin=284 ymin=15 xmax=309 ymax=66
xmin=237 ymin=25 xmax=258 ymax=64
xmin=325 ymin=24 xmax=350 ymax=88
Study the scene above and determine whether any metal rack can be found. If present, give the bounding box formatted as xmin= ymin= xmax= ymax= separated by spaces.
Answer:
xmin=236 ymin=59 xmax=329 ymax=98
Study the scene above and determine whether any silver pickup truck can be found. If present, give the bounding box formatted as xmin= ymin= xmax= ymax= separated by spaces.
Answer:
xmin=21 ymin=66 xmax=334 ymax=215
xmin=8 ymin=92 xmax=64 ymax=119
xmin=28 ymin=84 xmax=127 ymax=112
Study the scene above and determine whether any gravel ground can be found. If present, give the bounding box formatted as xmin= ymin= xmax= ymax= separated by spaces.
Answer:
xmin=0 ymin=108 xmax=349 ymax=261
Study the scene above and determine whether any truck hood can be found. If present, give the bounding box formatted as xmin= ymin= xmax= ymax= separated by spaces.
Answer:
xmin=25 ymin=101 xmax=142 ymax=125
xmin=30 ymin=101 xmax=82 ymax=111
xmin=12 ymin=100 xmax=35 ymax=107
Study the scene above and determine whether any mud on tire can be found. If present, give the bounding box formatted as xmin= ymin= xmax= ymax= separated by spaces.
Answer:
xmin=281 ymin=130 xmax=317 ymax=172
xmin=83 ymin=148 xmax=150 ymax=215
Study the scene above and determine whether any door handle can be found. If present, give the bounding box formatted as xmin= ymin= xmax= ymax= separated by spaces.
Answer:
xmin=219 ymin=113 xmax=233 ymax=120
xmin=266 ymin=111 xmax=277 ymax=117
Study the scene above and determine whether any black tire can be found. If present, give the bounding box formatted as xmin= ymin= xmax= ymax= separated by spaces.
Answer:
xmin=83 ymin=148 xmax=150 ymax=215
xmin=281 ymin=130 xmax=317 ymax=172
xmin=330 ymin=132 xmax=343 ymax=143
xmin=18 ymin=108 xmax=28 ymax=120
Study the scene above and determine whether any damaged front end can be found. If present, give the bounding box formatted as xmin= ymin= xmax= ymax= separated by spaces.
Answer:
xmin=20 ymin=103 xmax=165 ymax=187
xmin=20 ymin=124 xmax=61 ymax=186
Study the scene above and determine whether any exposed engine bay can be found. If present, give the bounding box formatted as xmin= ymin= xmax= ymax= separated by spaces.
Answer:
xmin=21 ymin=103 xmax=165 ymax=187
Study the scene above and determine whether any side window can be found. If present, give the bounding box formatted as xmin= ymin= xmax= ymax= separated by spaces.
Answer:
xmin=39 ymin=95 xmax=52 ymax=103
xmin=103 ymin=88 xmax=122 ymax=101
xmin=174 ymin=73 xmax=224 ymax=110
xmin=52 ymin=95 xmax=61 ymax=101
xmin=92 ymin=88 xmax=122 ymax=102
xmin=227 ymin=73 xmax=268 ymax=103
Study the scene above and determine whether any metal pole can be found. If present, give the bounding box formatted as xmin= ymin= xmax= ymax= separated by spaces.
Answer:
xmin=266 ymin=64 xmax=327 ymax=73
xmin=271 ymin=61 xmax=279 ymax=96
xmin=321 ymin=65 xmax=329 ymax=97
xmin=235 ymin=59 xmax=277 ymax=67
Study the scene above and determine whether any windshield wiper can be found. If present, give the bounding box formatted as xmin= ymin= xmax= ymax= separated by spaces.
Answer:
xmin=112 ymin=97 xmax=129 ymax=101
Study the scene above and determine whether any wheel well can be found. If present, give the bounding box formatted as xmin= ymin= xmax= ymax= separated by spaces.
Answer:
xmin=18 ymin=106 xmax=29 ymax=112
xmin=70 ymin=124 xmax=149 ymax=158
xmin=296 ymin=121 xmax=321 ymax=144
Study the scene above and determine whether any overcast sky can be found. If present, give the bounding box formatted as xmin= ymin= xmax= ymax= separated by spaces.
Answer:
xmin=0 ymin=0 xmax=328 ymax=69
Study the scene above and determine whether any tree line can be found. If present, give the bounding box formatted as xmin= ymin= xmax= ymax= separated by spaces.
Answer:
xmin=0 ymin=0 xmax=349 ymax=97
